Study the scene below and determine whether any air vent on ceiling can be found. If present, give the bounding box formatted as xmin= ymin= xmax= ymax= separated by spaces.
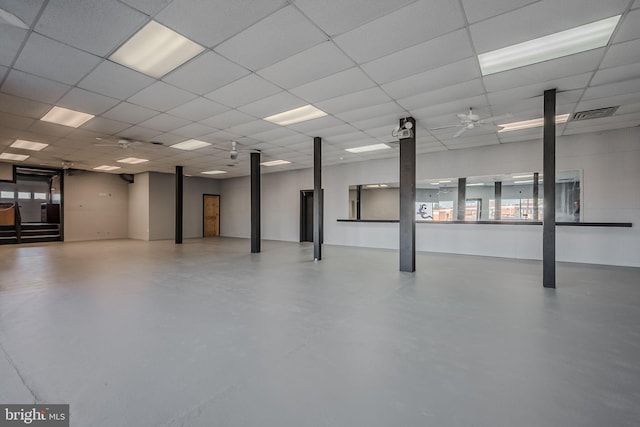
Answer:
xmin=572 ymin=106 xmax=619 ymax=121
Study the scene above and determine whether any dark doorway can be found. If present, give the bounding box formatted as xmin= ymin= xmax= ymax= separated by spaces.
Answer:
xmin=300 ymin=190 xmax=324 ymax=243
xmin=300 ymin=190 xmax=314 ymax=242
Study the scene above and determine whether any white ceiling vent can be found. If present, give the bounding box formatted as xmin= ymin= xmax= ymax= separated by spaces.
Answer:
xmin=572 ymin=106 xmax=619 ymax=121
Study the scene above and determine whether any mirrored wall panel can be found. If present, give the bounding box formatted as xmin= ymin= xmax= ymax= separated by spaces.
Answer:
xmin=349 ymin=170 xmax=581 ymax=222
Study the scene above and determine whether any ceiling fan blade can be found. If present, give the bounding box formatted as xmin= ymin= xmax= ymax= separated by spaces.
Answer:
xmin=456 ymin=113 xmax=468 ymax=120
xmin=430 ymin=124 xmax=463 ymax=130
xmin=453 ymin=127 xmax=467 ymax=138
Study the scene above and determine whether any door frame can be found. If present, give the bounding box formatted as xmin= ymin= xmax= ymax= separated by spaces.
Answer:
xmin=202 ymin=193 xmax=221 ymax=237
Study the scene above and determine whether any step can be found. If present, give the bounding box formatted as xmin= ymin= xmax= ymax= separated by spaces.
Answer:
xmin=0 ymin=230 xmax=16 ymax=238
xmin=0 ymin=237 xmax=18 ymax=245
xmin=22 ymin=223 xmax=60 ymax=231
xmin=19 ymin=236 xmax=60 ymax=244
xmin=21 ymin=228 xmax=59 ymax=236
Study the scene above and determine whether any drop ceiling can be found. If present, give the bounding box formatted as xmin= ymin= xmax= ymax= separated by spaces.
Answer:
xmin=0 ymin=0 xmax=639 ymax=178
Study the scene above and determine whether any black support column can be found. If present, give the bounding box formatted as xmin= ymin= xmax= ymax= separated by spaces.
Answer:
xmin=543 ymin=89 xmax=556 ymax=289
xmin=175 ymin=166 xmax=183 ymax=244
xmin=457 ymin=178 xmax=467 ymax=221
xmin=494 ymin=181 xmax=502 ymax=220
xmin=533 ymin=172 xmax=540 ymax=221
xmin=399 ymin=117 xmax=416 ymax=272
xmin=251 ymin=152 xmax=261 ymax=253
xmin=313 ymin=137 xmax=322 ymax=261
xmin=356 ymin=185 xmax=362 ymax=220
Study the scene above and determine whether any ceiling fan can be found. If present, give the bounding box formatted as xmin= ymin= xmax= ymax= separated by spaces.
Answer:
xmin=430 ymin=108 xmax=512 ymax=138
xmin=94 ymin=138 xmax=164 ymax=149
xmin=209 ymin=140 xmax=260 ymax=160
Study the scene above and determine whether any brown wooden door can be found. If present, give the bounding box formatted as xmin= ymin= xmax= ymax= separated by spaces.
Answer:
xmin=203 ymin=195 xmax=220 ymax=237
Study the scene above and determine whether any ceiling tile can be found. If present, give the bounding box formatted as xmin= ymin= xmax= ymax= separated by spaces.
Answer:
xmin=80 ymin=117 xmax=132 ymax=135
xmin=116 ymin=125 xmax=163 ymax=141
xmin=257 ymin=42 xmax=354 ymax=89
xmin=163 ymin=51 xmax=250 ymax=95
xmin=14 ymin=33 xmax=101 ymax=85
xmin=147 ymin=133 xmax=188 ymax=145
xmin=316 ymin=88 xmax=392 ymax=115
xmin=156 ymin=0 xmax=287 ymax=47
xmin=576 ymin=92 xmax=640 ymax=112
xmin=199 ymin=109 xmax=255 ymax=129
xmin=410 ymin=95 xmax=488 ymax=121
xmin=482 ymin=49 xmax=604 ymax=92
xmin=171 ymin=122 xmax=218 ymax=138
xmin=57 ymin=88 xmax=120 ymax=115
xmin=248 ymin=127 xmax=300 ymax=142
xmin=582 ymin=78 xmax=640 ymax=101
xmin=35 ymin=0 xmax=148 ymax=56
xmin=0 ymin=93 xmax=51 ymax=119
xmin=612 ymin=8 xmax=640 ymax=44
xmin=335 ymin=101 xmax=406 ymax=123
xmin=1 ymin=70 xmax=70 ymax=104
xmin=27 ymin=120 xmax=74 ymax=137
xmin=487 ymin=73 xmax=592 ymax=106
xmin=601 ymin=38 xmax=640 ymax=68
xmin=290 ymin=68 xmax=376 ymax=103
xmin=226 ymin=120 xmax=279 ymax=137
xmin=362 ymin=29 xmax=474 ymax=84
xmin=0 ymin=0 xmax=46 ymax=27
xmin=215 ymin=6 xmax=326 ymax=71
xmin=201 ymin=130 xmax=242 ymax=143
xmin=101 ymin=102 xmax=160 ymax=124
xmin=294 ymin=0 xmax=414 ymax=36
xmin=128 ymin=81 xmax=198 ymax=111
xmin=138 ymin=113 xmax=192 ymax=133
xmin=237 ymin=91 xmax=306 ymax=118
xmin=382 ymin=58 xmax=481 ymax=100
xmin=461 ymin=0 xmax=538 ymax=24
xmin=78 ymin=61 xmax=154 ymax=100
xmin=118 ymin=0 xmax=172 ymax=15
xmin=591 ymin=62 xmax=640 ymax=86
xmin=166 ymin=97 xmax=229 ymax=121
xmin=0 ymin=111 xmax=36 ymax=131
xmin=398 ymin=79 xmax=486 ymax=111
xmin=0 ymin=26 xmax=28 ymax=67
xmin=285 ymin=115 xmax=346 ymax=134
xmin=205 ymin=74 xmax=281 ymax=108
xmin=470 ymin=0 xmax=629 ymax=53
xmin=335 ymin=0 xmax=464 ymax=64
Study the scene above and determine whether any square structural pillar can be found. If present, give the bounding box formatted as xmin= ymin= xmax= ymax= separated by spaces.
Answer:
xmin=313 ymin=137 xmax=322 ymax=261
xmin=543 ymin=89 xmax=556 ymax=289
xmin=175 ymin=165 xmax=183 ymax=244
xmin=399 ymin=117 xmax=416 ymax=272
xmin=251 ymin=152 xmax=261 ymax=253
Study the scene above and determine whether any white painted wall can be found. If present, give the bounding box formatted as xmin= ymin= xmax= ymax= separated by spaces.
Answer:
xmin=65 ymin=171 xmax=129 ymax=241
xmin=147 ymin=172 xmax=222 ymax=240
xmin=219 ymin=127 xmax=640 ymax=267
xmin=149 ymin=172 xmax=174 ymax=241
xmin=184 ymin=176 xmax=221 ymax=238
xmin=128 ymin=172 xmax=149 ymax=240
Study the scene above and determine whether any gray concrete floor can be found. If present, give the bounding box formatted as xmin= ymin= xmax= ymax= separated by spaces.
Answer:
xmin=1 ymin=238 xmax=639 ymax=426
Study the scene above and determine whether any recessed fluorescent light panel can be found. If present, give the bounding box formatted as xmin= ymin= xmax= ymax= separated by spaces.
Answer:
xmin=201 ymin=170 xmax=227 ymax=175
xmin=260 ymin=160 xmax=291 ymax=167
xmin=10 ymin=140 xmax=48 ymax=151
xmin=41 ymin=106 xmax=95 ymax=128
xmin=117 ymin=157 xmax=148 ymax=164
xmin=478 ymin=15 xmax=621 ymax=75
xmin=93 ymin=165 xmax=121 ymax=171
xmin=110 ymin=20 xmax=205 ymax=78
xmin=468 ymin=183 xmax=485 ymax=186
xmin=170 ymin=139 xmax=211 ymax=150
xmin=499 ymin=114 xmax=570 ymax=132
xmin=512 ymin=174 xmax=533 ymax=179
xmin=514 ymin=180 xmax=534 ymax=184
xmin=0 ymin=152 xmax=29 ymax=161
xmin=263 ymin=105 xmax=327 ymax=126
xmin=345 ymin=143 xmax=390 ymax=153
